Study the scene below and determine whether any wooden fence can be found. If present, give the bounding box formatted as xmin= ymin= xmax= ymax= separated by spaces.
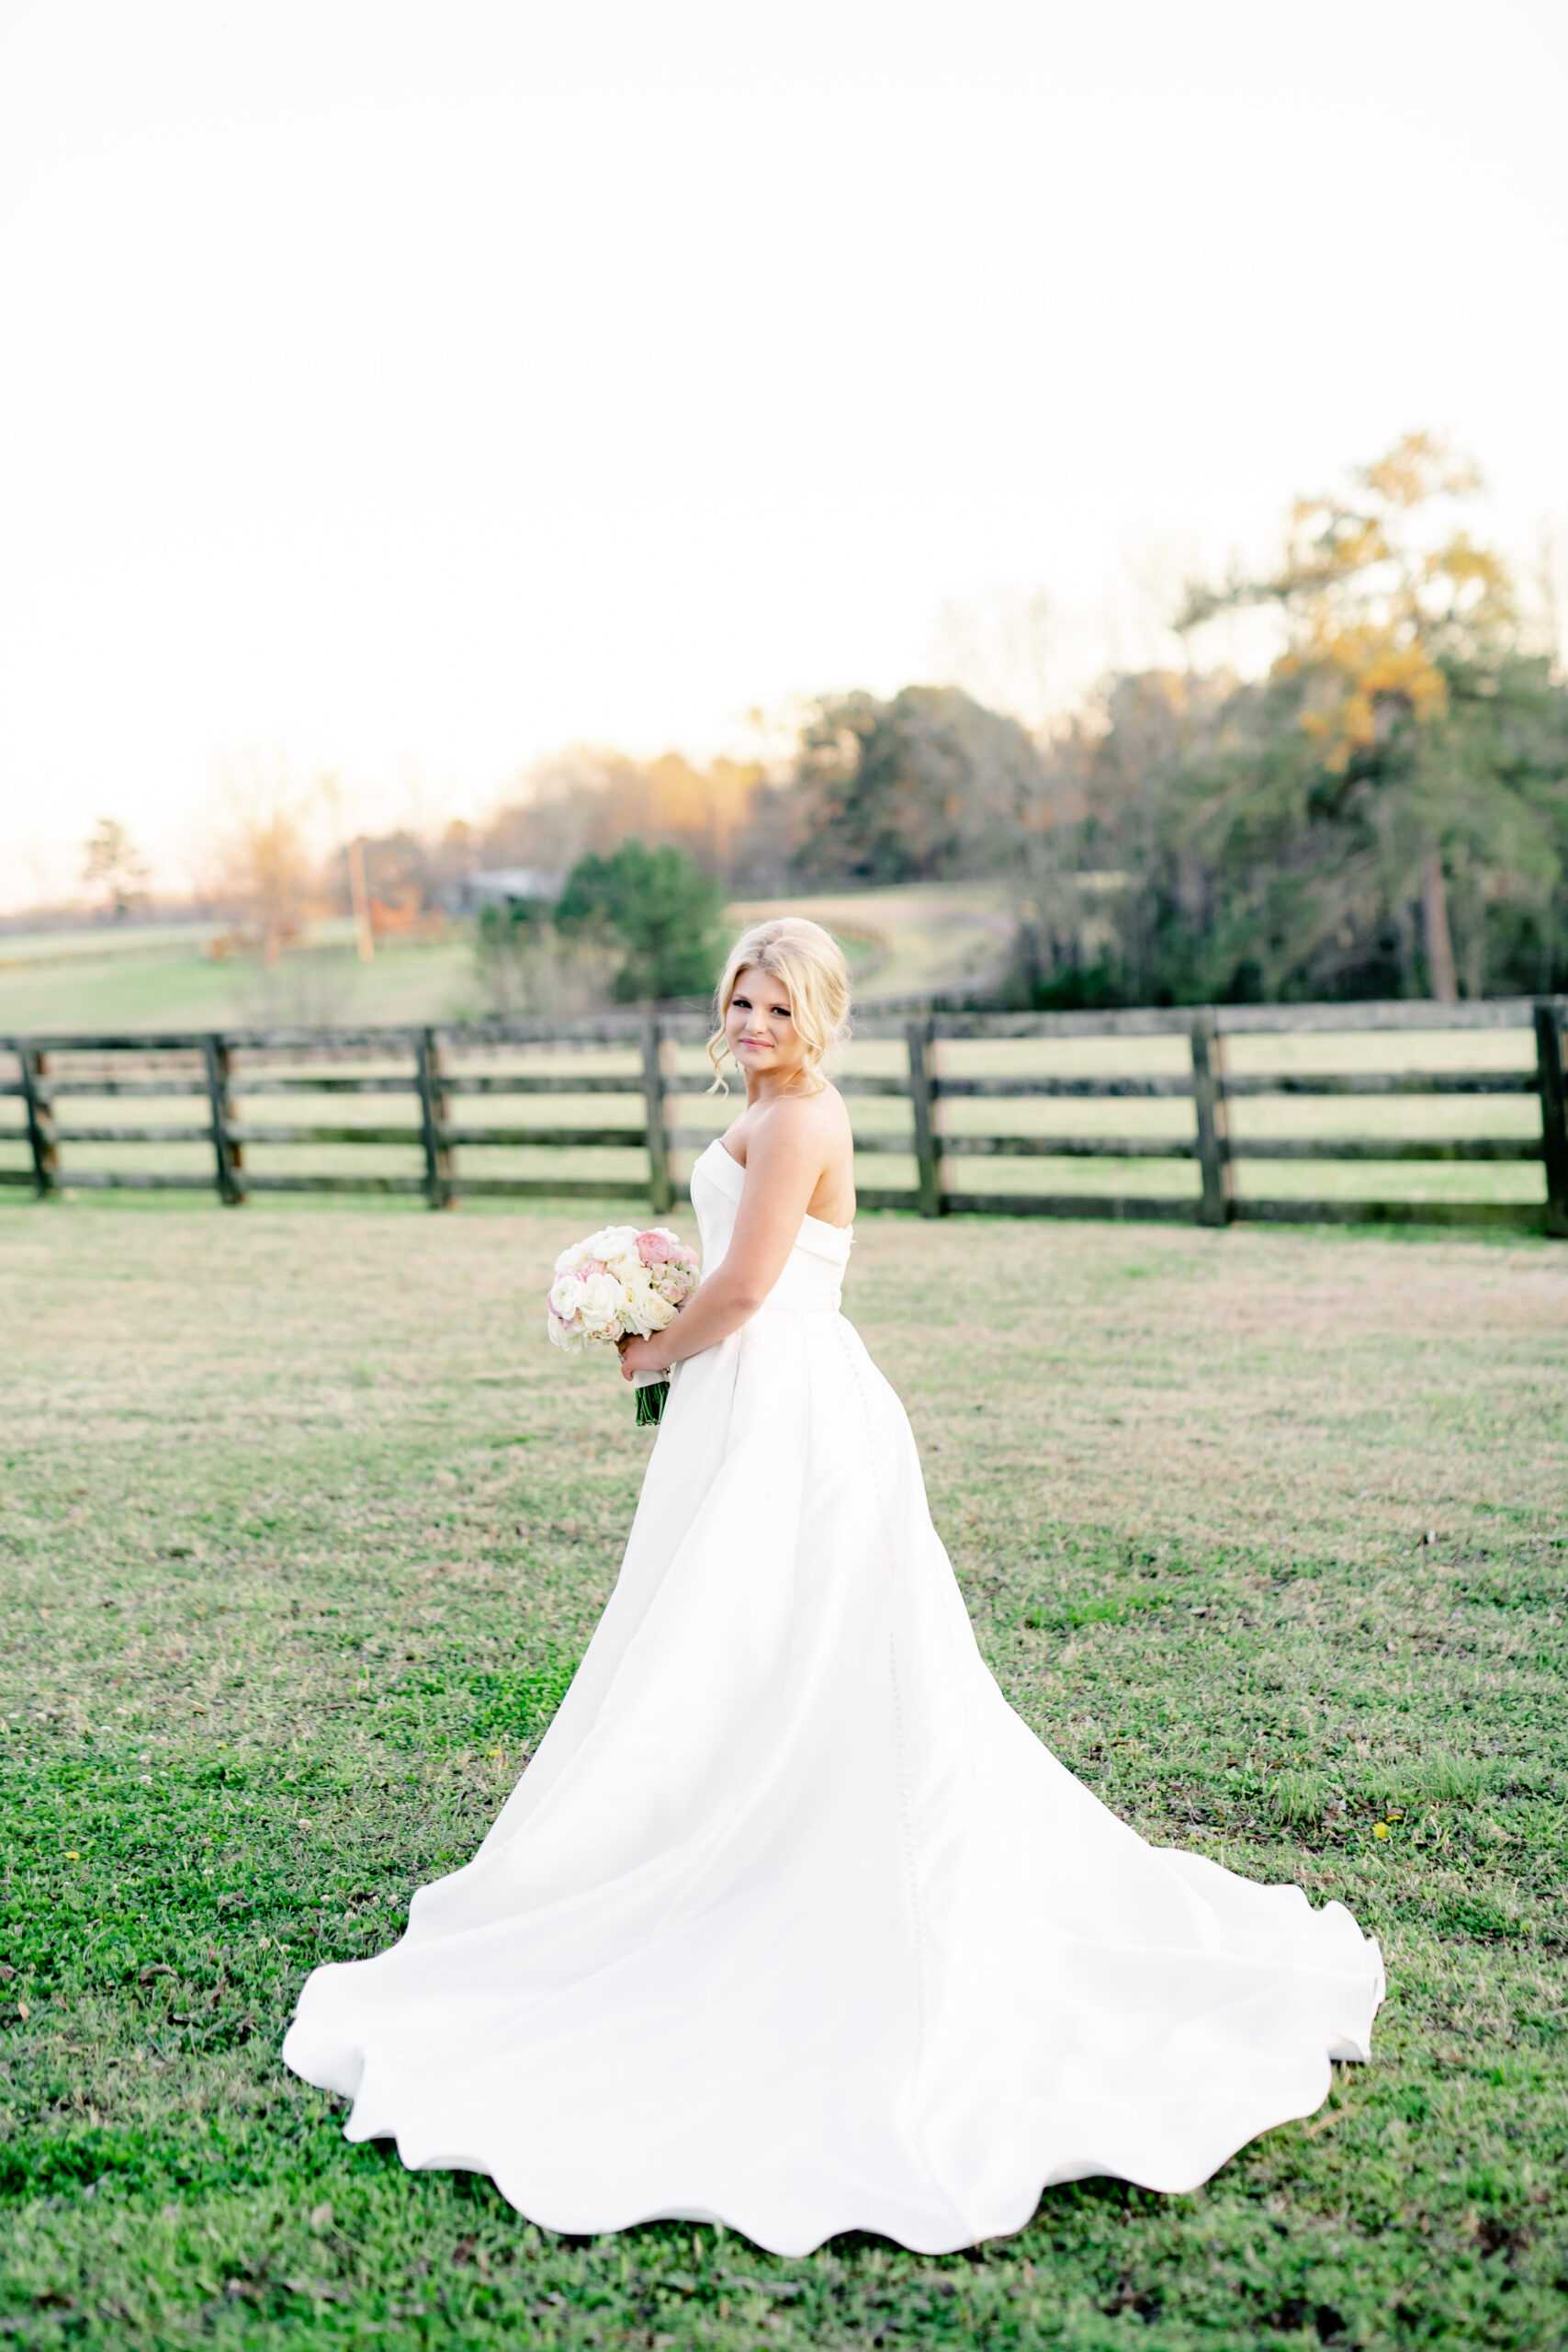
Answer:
xmin=2 ymin=996 xmax=1565 ymax=1236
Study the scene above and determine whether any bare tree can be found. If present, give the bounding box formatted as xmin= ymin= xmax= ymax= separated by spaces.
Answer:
xmin=82 ymin=818 xmax=150 ymax=919
xmin=929 ymin=586 xmax=1056 ymax=738
xmin=479 ymin=747 xmax=769 ymax=892
xmin=200 ymin=754 xmax=336 ymax=964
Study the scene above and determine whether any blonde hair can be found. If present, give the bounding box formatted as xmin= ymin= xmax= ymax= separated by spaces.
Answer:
xmin=706 ymin=918 xmax=852 ymax=1094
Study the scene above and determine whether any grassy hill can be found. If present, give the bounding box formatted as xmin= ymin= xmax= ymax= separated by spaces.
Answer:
xmin=0 ymin=925 xmax=481 ymax=1036
xmin=0 ymin=887 xmax=1015 ymax=1037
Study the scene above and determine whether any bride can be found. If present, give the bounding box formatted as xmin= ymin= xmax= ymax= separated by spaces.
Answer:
xmin=284 ymin=916 xmax=1383 ymax=2256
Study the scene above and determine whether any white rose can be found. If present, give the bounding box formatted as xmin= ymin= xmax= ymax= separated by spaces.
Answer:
xmin=616 ymin=1270 xmax=655 ymax=1336
xmin=620 ymin=1271 xmax=675 ymax=1334
xmin=547 ymin=1273 xmax=585 ymax=1322
xmin=576 ymin=1271 xmax=626 ymax=1337
xmin=583 ymin=1224 xmax=638 ymax=1262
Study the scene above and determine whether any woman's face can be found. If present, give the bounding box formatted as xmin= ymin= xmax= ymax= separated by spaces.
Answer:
xmin=725 ymin=965 xmax=807 ymax=1084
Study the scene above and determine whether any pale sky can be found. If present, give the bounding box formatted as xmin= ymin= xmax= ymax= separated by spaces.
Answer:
xmin=2 ymin=0 xmax=1566 ymax=908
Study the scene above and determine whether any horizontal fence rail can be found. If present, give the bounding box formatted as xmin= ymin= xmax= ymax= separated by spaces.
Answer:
xmin=1 ymin=997 xmax=1564 ymax=1237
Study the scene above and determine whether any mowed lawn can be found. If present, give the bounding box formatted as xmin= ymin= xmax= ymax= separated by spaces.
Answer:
xmin=0 ymin=1201 xmax=1564 ymax=2350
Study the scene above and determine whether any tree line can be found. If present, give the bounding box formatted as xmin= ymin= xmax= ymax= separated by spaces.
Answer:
xmin=477 ymin=435 xmax=1568 ymax=1008
xmin=73 ymin=435 xmax=1568 ymax=1009
xmin=789 ymin=438 xmax=1567 ymax=1005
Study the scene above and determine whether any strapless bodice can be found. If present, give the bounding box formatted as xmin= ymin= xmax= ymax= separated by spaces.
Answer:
xmin=690 ymin=1138 xmax=852 ymax=1313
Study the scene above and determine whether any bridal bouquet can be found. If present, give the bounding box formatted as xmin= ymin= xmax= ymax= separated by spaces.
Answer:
xmin=546 ymin=1224 xmax=701 ymax=1425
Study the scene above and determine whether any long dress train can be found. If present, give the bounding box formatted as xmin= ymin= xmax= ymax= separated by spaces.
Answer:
xmin=283 ymin=1137 xmax=1383 ymax=2256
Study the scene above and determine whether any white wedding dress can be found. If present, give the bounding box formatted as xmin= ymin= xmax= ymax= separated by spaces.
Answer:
xmin=284 ymin=1137 xmax=1383 ymax=2256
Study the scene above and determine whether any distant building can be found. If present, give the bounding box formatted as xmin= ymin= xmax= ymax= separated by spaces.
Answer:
xmin=447 ymin=867 xmax=565 ymax=915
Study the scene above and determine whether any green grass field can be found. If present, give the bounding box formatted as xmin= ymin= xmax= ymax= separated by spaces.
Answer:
xmin=0 ymin=929 xmax=484 ymax=1037
xmin=1 ymin=1204 xmax=1565 ymax=2348
xmin=0 ymin=886 xmax=1010 ymax=1041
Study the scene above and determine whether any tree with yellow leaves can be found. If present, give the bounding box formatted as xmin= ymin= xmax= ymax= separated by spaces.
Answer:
xmin=480 ymin=749 xmax=772 ymax=894
xmin=1169 ymin=435 xmax=1563 ymax=1001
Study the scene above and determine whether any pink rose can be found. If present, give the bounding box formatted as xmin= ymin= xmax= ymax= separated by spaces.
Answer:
xmin=636 ymin=1231 xmax=677 ymax=1265
xmin=654 ymin=1255 xmax=699 ymax=1303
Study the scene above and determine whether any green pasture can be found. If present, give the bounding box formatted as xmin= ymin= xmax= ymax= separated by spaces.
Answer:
xmin=0 ymin=931 xmax=482 ymax=1038
xmin=0 ymin=1204 xmax=1564 ymax=2348
xmin=0 ymin=885 xmax=1009 ymax=1043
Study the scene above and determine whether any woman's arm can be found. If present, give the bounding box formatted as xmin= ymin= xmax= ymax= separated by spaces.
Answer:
xmin=619 ymin=1111 xmax=826 ymax=1381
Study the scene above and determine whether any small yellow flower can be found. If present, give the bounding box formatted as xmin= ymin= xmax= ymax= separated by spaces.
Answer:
xmin=65 ymin=1850 xmax=80 ymax=1861
xmin=1372 ymin=1822 xmax=1390 ymax=1839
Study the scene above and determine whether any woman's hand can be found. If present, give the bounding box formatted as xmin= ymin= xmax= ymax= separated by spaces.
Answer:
xmin=618 ymin=1332 xmax=670 ymax=1384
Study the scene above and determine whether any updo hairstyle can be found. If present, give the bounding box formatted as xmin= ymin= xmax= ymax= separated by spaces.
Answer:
xmin=706 ymin=918 xmax=852 ymax=1094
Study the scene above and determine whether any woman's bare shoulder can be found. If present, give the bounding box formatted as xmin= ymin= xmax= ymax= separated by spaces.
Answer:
xmin=739 ymin=1086 xmax=846 ymax=1169
xmin=744 ymin=1087 xmax=853 ymax=1223
xmin=765 ymin=1083 xmax=851 ymax=1141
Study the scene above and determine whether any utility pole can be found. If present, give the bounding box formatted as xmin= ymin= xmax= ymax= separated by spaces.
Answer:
xmin=347 ymin=837 xmax=375 ymax=963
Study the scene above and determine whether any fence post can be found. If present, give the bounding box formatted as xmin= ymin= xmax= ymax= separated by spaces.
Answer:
xmin=1534 ymin=999 xmax=1568 ymax=1239
xmin=642 ymin=1016 xmax=672 ymax=1215
xmin=18 ymin=1046 xmax=57 ymax=1199
xmin=201 ymin=1035 xmax=244 ymax=1204
xmin=906 ymin=1017 xmax=942 ymax=1218
xmin=414 ymin=1027 xmax=453 ymax=1210
xmin=1190 ymin=1008 xmax=1233 ymax=1228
